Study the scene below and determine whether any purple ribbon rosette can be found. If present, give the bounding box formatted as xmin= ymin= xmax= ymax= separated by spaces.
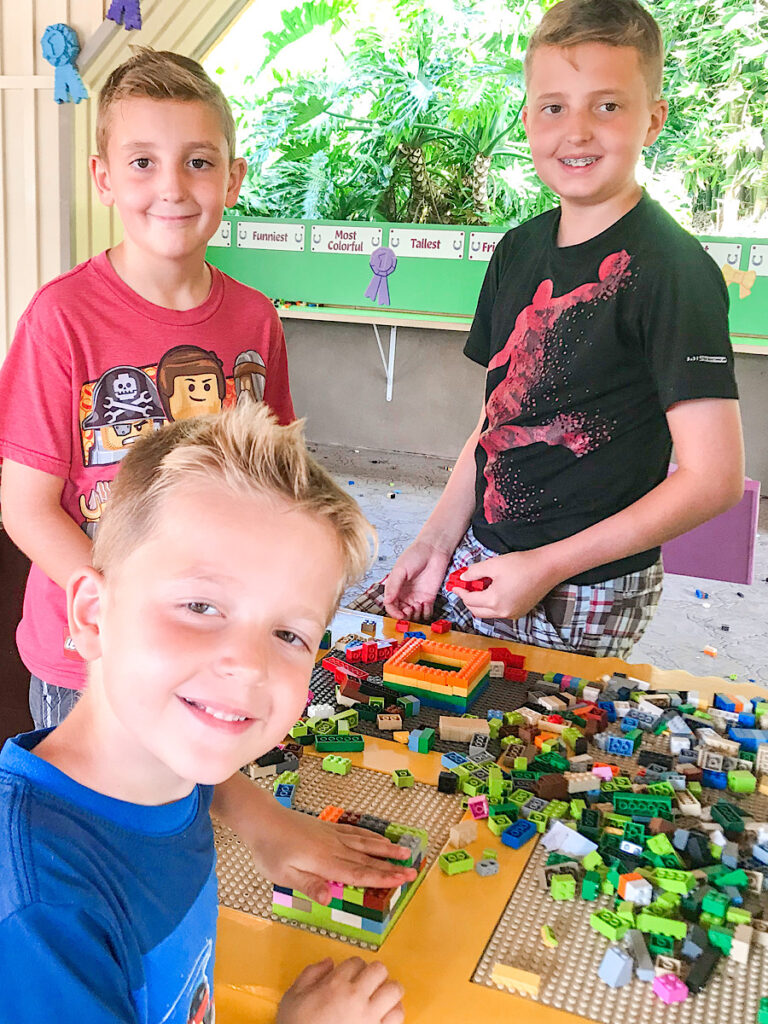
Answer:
xmin=107 ymin=0 xmax=143 ymax=31
xmin=364 ymin=247 xmax=397 ymax=307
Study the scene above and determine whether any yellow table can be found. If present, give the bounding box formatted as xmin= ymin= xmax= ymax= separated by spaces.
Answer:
xmin=214 ymin=613 xmax=768 ymax=1024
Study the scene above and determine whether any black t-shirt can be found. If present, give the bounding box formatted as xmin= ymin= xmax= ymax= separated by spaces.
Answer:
xmin=464 ymin=192 xmax=738 ymax=585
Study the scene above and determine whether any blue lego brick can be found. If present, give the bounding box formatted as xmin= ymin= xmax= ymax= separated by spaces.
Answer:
xmin=487 ymin=709 xmax=504 ymax=721
xmin=598 ymin=701 xmax=617 ymax=723
xmin=702 ymin=769 xmax=728 ymax=790
xmin=737 ymin=713 xmax=756 ymax=728
xmin=441 ymin=750 xmax=470 ymax=769
xmin=715 ymin=694 xmax=736 ymax=713
xmin=359 ymin=916 xmax=386 ymax=935
xmin=274 ymin=783 xmax=295 ymax=809
xmin=500 ymin=819 xmax=537 ymax=850
xmin=403 ymin=630 xmax=426 ymax=639
xmin=620 ymin=716 xmax=639 ymax=732
xmin=727 ymin=727 xmax=768 ymax=752
xmin=606 ymin=735 xmax=634 ymax=757
xmin=408 ymin=730 xmax=423 ymax=752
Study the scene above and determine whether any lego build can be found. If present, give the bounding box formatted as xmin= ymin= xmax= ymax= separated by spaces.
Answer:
xmin=214 ymin=620 xmax=768 ymax=1024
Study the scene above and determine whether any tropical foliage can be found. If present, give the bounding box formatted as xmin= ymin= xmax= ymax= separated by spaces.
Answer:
xmin=212 ymin=0 xmax=768 ymax=231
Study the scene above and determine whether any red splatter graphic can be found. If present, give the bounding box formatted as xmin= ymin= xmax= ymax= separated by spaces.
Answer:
xmin=481 ymin=251 xmax=631 ymax=522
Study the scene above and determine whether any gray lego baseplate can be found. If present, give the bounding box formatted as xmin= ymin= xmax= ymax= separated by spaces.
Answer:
xmin=214 ymin=753 xmax=465 ymax=950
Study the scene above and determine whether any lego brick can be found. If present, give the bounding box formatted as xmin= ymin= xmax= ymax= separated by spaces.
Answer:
xmin=439 ymin=848 xmax=474 ymax=875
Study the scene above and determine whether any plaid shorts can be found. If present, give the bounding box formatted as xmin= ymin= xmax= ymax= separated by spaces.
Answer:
xmin=349 ymin=527 xmax=663 ymax=660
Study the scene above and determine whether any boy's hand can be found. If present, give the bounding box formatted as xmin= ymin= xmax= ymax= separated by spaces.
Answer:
xmin=248 ymin=799 xmax=417 ymax=904
xmin=383 ymin=538 xmax=453 ymax=621
xmin=277 ymin=957 xmax=404 ymax=1024
xmin=456 ymin=549 xmax=560 ymax=621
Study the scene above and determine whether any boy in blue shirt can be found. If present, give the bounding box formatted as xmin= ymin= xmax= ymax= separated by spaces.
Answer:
xmin=0 ymin=405 xmax=408 ymax=1023
xmin=355 ymin=0 xmax=743 ymax=659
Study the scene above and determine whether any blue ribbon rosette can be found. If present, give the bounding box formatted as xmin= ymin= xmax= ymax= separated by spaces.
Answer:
xmin=41 ymin=24 xmax=88 ymax=105
xmin=364 ymin=247 xmax=397 ymax=307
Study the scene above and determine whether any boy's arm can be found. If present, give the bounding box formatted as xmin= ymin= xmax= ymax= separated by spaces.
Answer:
xmin=0 ymin=460 xmax=92 ymax=587
xmin=211 ymin=771 xmax=416 ymax=904
xmin=382 ymin=403 xmax=485 ymax=621
xmin=459 ymin=398 xmax=744 ymax=618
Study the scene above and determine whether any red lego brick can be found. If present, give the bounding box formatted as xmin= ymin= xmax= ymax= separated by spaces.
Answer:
xmin=504 ymin=666 xmax=528 ymax=683
xmin=396 ymin=619 xmax=411 ymax=632
xmin=361 ymin=640 xmax=378 ymax=663
xmin=430 ymin=619 xmax=451 ymax=634
xmin=488 ymin=647 xmax=525 ymax=670
xmin=345 ymin=643 xmax=363 ymax=663
xmin=446 ymin=568 xmax=492 ymax=593
xmin=363 ymin=887 xmax=394 ymax=911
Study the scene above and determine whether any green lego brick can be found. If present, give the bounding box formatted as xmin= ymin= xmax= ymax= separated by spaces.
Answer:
xmin=582 ymin=851 xmax=604 ymax=872
xmin=542 ymin=800 xmax=569 ymax=820
xmin=289 ymin=721 xmax=309 ymax=738
xmin=550 ymin=874 xmax=576 ymax=901
xmin=714 ymin=868 xmax=749 ymax=890
xmin=581 ymin=871 xmax=600 ymax=901
xmin=726 ymin=906 xmax=752 ymax=925
xmin=439 ymin=849 xmax=474 ymax=876
xmin=315 ymin=733 xmax=365 ymax=752
xmin=311 ymin=718 xmax=335 ymax=735
xmin=624 ymin=727 xmax=643 ymax=750
xmin=343 ymin=885 xmax=366 ymax=905
xmin=708 ymin=923 xmax=734 ymax=955
xmin=487 ymin=814 xmax=514 ymax=836
xmin=647 ymin=932 xmax=675 ymax=956
xmin=613 ymin=792 xmax=672 ymax=817
xmin=636 ymin=911 xmax=686 ymax=940
xmin=396 ymin=695 xmax=419 ymax=718
xmin=273 ymin=770 xmax=299 ymax=791
xmin=488 ymin=801 xmax=520 ymax=819
xmin=392 ymin=768 xmax=415 ymax=789
xmin=590 ymin=909 xmax=629 ymax=941
xmin=727 ymin=770 xmax=756 ymax=794
xmin=646 ymin=781 xmax=675 ymax=797
xmin=570 ymin=799 xmax=586 ymax=820
xmin=646 ymin=834 xmax=674 ymax=857
xmin=653 ymin=868 xmax=696 ymax=894
xmin=702 ymin=890 xmax=730 ymax=920
xmin=529 ymin=810 xmax=548 ymax=833
xmin=321 ymin=754 xmax=352 ymax=776
xmin=514 ymin=756 xmax=529 ymax=771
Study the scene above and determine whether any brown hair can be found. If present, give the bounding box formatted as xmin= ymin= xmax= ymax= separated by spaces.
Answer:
xmin=525 ymin=0 xmax=664 ymax=100
xmin=92 ymin=404 xmax=376 ymax=609
xmin=96 ymin=48 xmax=237 ymax=160
xmin=156 ymin=345 xmax=226 ymax=420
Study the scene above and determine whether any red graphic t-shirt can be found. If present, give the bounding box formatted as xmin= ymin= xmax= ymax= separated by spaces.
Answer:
xmin=0 ymin=252 xmax=295 ymax=688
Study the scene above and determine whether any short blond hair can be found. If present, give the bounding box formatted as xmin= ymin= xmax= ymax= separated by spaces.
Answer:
xmin=96 ymin=48 xmax=237 ymax=161
xmin=525 ymin=0 xmax=664 ymax=101
xmin=92 ymin=405 xmax=375 ymax=609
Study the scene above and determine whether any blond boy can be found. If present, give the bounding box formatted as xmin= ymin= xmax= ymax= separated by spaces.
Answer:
xmin=0 ymin=405 xmax=407 ymax=1023
xmin=356 ymin=0 xmax=743 ymax=659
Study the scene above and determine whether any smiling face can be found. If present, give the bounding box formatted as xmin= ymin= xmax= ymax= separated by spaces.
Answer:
xmin=71 ymin=484 xmax=343 ymax=799
xmin=90 ymin=97 xmax=245 ymax=266
xmin=523 ymin=43 xmax=667 ymax=218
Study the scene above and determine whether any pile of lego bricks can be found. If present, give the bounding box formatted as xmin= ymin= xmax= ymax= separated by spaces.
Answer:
xmin=458 ymin=671 xmax=768 ymax=1008
xmin=307 ymin=633 xmax=534 ymax=755
xmin=271 ymin=808 xmax=429 ymax=947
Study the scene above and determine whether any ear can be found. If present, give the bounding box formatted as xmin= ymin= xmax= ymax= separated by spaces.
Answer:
xmin=90 ymin=154 xmax=116 ymax=208
xmin=67 ymin=566 xmax=106 ymax=662
xmin=521 ymin=105 xmax=530 ymax=138
xmin=644 ymin=98 xmax=669 ymax=147
xmin=225 ymin=157 xmax=248 ymax=208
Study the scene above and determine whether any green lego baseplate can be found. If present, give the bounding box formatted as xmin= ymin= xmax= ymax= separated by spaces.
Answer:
xmin=472 ymin=729 xmax=768 ymax=1024
xmin=214 ymin=754 xmax=465 ymax=951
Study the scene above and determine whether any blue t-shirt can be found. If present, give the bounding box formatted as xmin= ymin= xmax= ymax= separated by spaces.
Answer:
xmin=0 ymin=731 xmax=218 ymax=1022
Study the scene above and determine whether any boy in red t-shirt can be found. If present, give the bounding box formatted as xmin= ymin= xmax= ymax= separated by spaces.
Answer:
xmin=0 ymin=50 xmax=292 ymax=724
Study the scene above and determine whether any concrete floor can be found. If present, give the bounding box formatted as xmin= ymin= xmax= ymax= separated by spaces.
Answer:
xmin=310 ymin=441 xmax=768 ymax=687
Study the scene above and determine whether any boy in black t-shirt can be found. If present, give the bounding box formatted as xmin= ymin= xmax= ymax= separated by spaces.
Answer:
xmin=353 ymin=0 xmax=744 ymax=658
